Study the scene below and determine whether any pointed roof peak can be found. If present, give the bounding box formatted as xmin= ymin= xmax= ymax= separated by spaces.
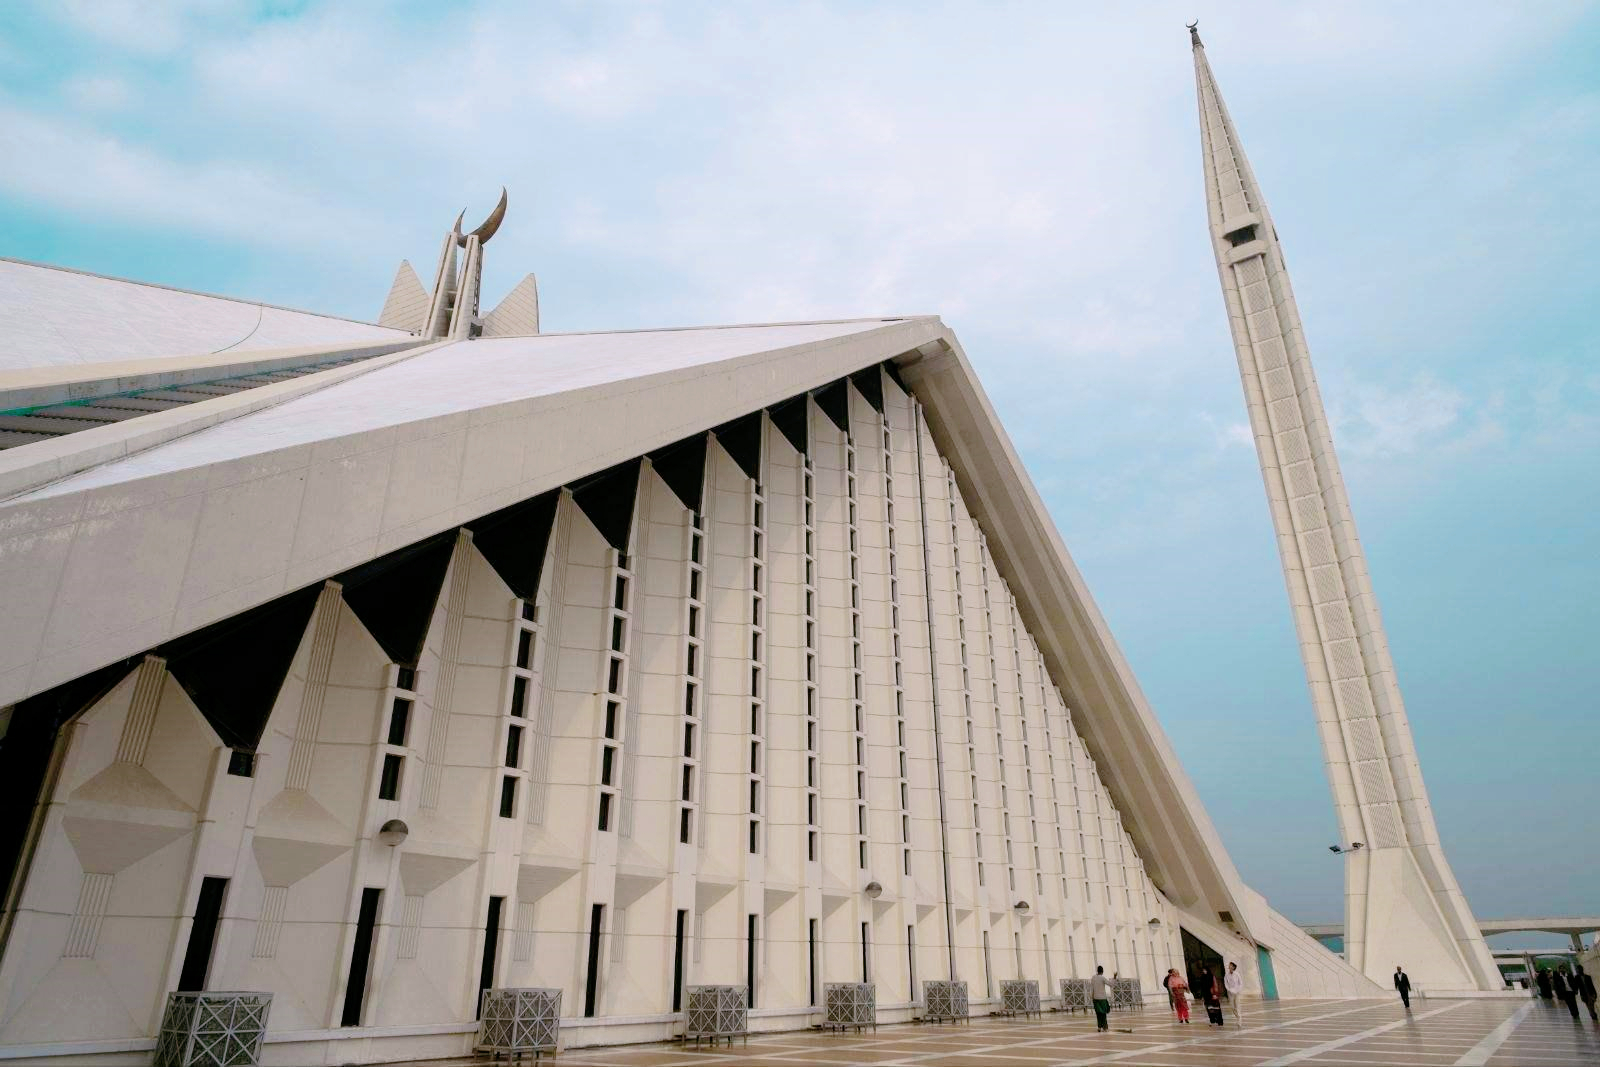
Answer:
xmin=1187 ymin=20 xmax=1202 ymax=49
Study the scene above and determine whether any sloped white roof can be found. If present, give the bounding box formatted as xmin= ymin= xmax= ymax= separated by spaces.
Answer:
xmin=0 ymin=258 xmax=408 ymax=371
xmin=14 ymin=319 xmax=912 ymax=499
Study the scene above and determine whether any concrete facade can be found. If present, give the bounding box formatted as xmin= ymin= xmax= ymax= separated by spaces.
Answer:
xmin=0 ymin=205 xmax=1381 ymax=1064
xmin=1192 ymin=29 xmax=1502 ymax=993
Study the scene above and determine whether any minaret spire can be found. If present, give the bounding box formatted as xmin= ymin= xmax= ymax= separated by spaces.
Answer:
xmin=1192 ymin=34 xmax=1501 ymax=992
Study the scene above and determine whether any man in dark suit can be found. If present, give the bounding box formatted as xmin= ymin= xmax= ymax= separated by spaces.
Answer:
xmin=1393 ymin=966 xmax=1411 ymax=1010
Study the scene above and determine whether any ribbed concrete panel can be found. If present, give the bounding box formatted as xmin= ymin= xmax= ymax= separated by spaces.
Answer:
xmin=378 ymin=260 xmax=430 ymax=333
xmin=482 ymin=274 xmax=541 ymax=337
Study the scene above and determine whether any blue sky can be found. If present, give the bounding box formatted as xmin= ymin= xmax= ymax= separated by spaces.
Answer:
xmin=2 ymin=1 xmax=1596 ymax=939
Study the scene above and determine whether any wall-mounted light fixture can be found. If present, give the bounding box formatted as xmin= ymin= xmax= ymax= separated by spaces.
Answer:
xmin=378 ymin=819 xmax=409 ymax=847
xmin=1328 ymin=842 xmax=1365 ymax=855
xmin=864 ymin=881 xmax=883 ymax=900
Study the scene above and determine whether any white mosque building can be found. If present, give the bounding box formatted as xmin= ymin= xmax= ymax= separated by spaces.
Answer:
xmin=0 ymin=37 xmax=1462 ymax=1067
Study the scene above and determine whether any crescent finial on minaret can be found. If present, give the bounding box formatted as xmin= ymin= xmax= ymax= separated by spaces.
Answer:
xmin=1187 ymin=21 xmax=1202 ymax=47
xmin=460 ymin=187 xmax=508 ymax=247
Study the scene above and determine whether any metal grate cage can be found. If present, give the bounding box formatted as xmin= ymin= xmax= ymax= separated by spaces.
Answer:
xmin=154 ymin=992 xmax=272 ymax=1067
xmin=477 ymin=988 xmax=561 ymax=1059
xmin=998 ymin=979 xmax=1041 ymax=1018
xmin=1059 ymin=977 xmax=1091 ymax=1013
xmin=823 ymin=982 xmax=876 ymax=1032
xmin=684 ymin=985 xmax=747 ymax=1046
xmin=921 ymin=979 xmax=970 ymax=1023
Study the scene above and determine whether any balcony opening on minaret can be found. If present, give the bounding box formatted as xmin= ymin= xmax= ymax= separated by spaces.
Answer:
xmin=1224 ymin=223 xmax=1258 ymax=247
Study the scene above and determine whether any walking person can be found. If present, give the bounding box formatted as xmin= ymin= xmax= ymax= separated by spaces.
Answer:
xmin=1168 ymin=969 xmax=1191 ymax=1023
xmin=1163 ymin=968 xmax=1176 ymax=1014
xmin=1199 ymin=968 xmax=1224 ymax=1026
xmin=1574 ymin=964 xmax=1597 ymax=1022
xmin=1225 ymin=961 xmax=1244 ymax=1025
xmin=1536 ymin=967 xmax=1553 ymax=1001
xmin=1552 ymin=966 xmax=1580 ymax=1021
xmin=1393 ymin=966 xmax=1411 ymax=1011
xmin=1090 ymin=966 xmax=1112 ymax=1032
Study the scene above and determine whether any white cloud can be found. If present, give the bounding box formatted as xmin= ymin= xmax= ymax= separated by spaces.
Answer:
xmin=63 ymin=75 xmax=130 ymax=112
xmin=0 ymin=101 xmax=383 ymax=250
xmin=50 ymin=0 xmax=224 ymax=55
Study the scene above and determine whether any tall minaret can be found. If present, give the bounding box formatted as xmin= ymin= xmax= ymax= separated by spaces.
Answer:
xmin=1190 ymin=25 xmax=1500 ymax=992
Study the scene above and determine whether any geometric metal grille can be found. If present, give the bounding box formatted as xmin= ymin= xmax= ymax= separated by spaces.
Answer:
xmin=998 ymin=979 xmax=1040 ymax=1018
xmin=476 ymin=988 xmax=561 ymax=1059
xmin=823 ymin=982 xmax=876 ymax=1032
xmin=921 ymin=980 xmax=969 ymax=1023
xmin=1059 ymin=978 xmax=1090 ymax=1013
xmin=684 ymin=985 xmax=747 ymax=1047
xmin=1111 ymin=978 xmax=1142 ymax=1011
xmin=154 ymin=992 xmax=272 ymax=1067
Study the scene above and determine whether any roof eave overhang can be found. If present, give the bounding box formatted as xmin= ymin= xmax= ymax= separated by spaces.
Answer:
xmin=898 ymin=329 xmax=1255 ymax=934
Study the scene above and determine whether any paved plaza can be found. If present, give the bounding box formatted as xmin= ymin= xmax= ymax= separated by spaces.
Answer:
xmin=398 ymin=998 xmax=1599 ymax=1067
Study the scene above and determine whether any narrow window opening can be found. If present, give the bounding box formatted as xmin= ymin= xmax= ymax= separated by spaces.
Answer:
xmin=499 ymin=776 xmax=517 ymax=818
xmin=907 ymin=924 xmax=917 ymax=999
xmin=584 ymin=904 xmax=605 ymax=1016
xmin=341 ymin=887 xmax=382 ymax=1026
xmin=477 ymin=896 xmax=503 ymax=1016
xmin=387 ymin=698 xmax=411 ymax=746
xmin=378 ymin=754 xmax=403 ymax=801
xmin=177 ymin=876 xmax=228 ymax=992
xmin=808 ymin=918 xmax=819 ymax=1006
xmin=673 ymin=910 xmax=688 ymax=1012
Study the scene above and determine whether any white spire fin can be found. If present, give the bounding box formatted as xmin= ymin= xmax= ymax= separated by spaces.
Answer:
xmin=481 ymin=273 xmax=540 ymax=337
xmin=378 ymin=260 xmax=430 ymax=333
xmin=1193 ymin=30 xmax=1501 ymax=992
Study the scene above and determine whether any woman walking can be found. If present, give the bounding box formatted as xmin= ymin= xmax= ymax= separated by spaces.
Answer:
xmin=1168 ymin=970 xmax=1191 ymax=1023
xmin=1200 ymin=968 xmax=1225 ymax=1026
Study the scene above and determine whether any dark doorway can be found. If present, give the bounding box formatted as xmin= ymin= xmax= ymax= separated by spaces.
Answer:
xmin=1181 ymin=927 xmax=1226 ymax=1000
xmin=746 ymin=914 xmax=758 ymax=1008
xmin=584 ymin=903 xmax=604 ymax=1017
xmin=477 ymin=896 xmax=503 ymax=1018
xmin=341 ymin=888 xmax=383 ymax=1026
xmin=177 ymin=876 xmax=228 ymax=991
xmin=672 ymin=910 xmax=687 ymax=1012
xmin=808 ymin=918 xmax=818 ymax=1006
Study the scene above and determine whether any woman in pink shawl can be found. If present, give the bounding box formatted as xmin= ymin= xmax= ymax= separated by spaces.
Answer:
xmin=1167 ymin=969 xmax=1191 ymax=1023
